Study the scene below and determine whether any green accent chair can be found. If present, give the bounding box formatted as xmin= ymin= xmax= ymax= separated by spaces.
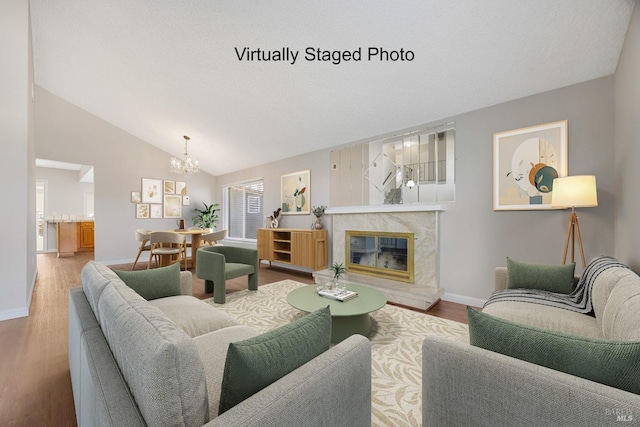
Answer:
xmin=196 ymin=246 xmax=258 ymax=303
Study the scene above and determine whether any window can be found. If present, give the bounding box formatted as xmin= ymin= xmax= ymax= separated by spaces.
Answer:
xmin=224 ymin=179 xmax=264 ymax=240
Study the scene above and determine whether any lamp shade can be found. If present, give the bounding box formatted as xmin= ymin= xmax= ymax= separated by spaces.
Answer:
xmin=551 ymin=175 xmax=598 ymax=208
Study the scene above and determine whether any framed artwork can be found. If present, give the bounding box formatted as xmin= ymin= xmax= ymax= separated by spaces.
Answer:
xmin=176 ymin=181 xmax=187 ymax=195
xmin=493 ymin=120 xmax=568 ymax=211
xmin=150 ymin=204 xmax=163 ymax=218
xmin=182 ymin=195 xmax=190 ymax=206
xmin=141 ymin=178 xmax=162 ymax=204
xmin=164 ymin=180 xmax=175 ymax=194
xmin=163 ymin=194 xmax=182 ymax=218
xmin=136 ymin=204 xmax=149 ymax=219
xmin=131 ymin=191 xmax=141 ymax=203
xmin=281 ymin=170 xmax=310 ymax=215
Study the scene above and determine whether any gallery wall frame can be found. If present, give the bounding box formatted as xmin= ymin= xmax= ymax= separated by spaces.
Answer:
xmin=493 ymin=120 xmax=568 ymax=211
xmin=150 ymin=204 xmax=162 ymax=219
xmin=164 ymin=180 xmax=175 ymax=194
xmin=163 ymin=194 xmax=182 ymax=218
xmin=131 ymin=191 xmax=141 ymax=203
xmin=281 ymin=170 xmax=310 ymax=215
xmin=141 ymin=178 xmax=163 ymax=204
xmin=136 ymin=204 xmax=150 ymax=219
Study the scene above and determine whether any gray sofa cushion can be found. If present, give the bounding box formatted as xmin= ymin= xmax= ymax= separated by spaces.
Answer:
xmin=98 ymin=281 xmax=208 ymax=427
xmin=112 ymin=262 xmax=182 ymax=300
xmin=468 ymin=307 xmax=640 ymax=395
xmin=149 ymin=295 xmax=241 ymax=338
xmin=506 ymin=257 xmax=576 ymax=294
xmin=482 ymin=300 xmax=602 ymax=338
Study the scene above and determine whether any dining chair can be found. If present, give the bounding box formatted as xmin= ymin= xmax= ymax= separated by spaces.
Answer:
xmin=201 ymin=229 xmax=227 ymax=246
xmin=147 ymin=231 xmax=187 ymax=270
xmin=131 ymin=229 xmax=153 ymax=270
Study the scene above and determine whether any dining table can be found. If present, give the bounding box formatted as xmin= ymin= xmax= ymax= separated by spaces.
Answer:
xmin=157 ymin=228 xmax=211 ymax=270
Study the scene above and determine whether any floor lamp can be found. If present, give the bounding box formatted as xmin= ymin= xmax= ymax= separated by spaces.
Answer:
xmin=551 ymin=175 xmax=598 ymax=268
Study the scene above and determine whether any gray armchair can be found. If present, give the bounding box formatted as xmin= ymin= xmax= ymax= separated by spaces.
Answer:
xmin=196 ymin=246 xmax=258 ymax=303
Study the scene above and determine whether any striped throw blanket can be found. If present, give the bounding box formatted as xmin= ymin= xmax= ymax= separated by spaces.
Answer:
xmin=484 ymin=256 xmax=629 ymax=316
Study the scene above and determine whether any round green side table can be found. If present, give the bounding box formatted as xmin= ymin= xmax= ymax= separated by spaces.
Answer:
xmin=287 ymin=283 xmax=387 ymax=343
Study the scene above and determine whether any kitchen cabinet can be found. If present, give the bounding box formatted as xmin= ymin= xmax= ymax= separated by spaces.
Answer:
xmin=54 ymin=220 xmax=94 ymax=256
xmin=56 ymin=223 xmax=78 ymax=257
xmin=78 ymin=221 xmax=94 ymax=249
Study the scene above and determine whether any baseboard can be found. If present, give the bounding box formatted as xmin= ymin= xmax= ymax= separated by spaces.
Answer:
xmin=99 ymin=257 xmax=137 ymax=266
xmin=441 ymin=292 xmax=486 ymax=308
xmin=0 ymin=307 xmax=29 ymax=321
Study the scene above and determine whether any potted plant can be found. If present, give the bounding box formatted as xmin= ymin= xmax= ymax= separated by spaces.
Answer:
xmin=193 ymin=202 xmax=219 ymax=230
xmin=328 ymin=262 xmax=347 ymax=290
xmin=312 ymin=205 xmax=327 ymax=229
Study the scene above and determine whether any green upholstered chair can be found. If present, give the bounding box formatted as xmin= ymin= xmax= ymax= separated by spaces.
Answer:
xmin=196 ymin=245 xmax=258 ymax=303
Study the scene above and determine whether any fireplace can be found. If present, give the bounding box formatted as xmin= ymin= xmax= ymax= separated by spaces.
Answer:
xmin=346 ymin=230 xmax=414 ymax=283
xmin=312 ymin=207 xmax=443 ymax=310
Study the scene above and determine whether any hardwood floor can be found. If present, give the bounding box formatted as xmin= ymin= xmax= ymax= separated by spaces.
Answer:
xmin=0 ymin=252 xmax=469 ymax=426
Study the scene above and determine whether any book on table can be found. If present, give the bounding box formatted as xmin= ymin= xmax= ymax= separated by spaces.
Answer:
xmin=318 ymin=288 xmax=358 ymax=302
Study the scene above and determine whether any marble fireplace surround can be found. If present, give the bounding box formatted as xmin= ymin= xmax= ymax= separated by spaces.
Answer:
xmin=313 ymin=205 xmax=443 ymax=310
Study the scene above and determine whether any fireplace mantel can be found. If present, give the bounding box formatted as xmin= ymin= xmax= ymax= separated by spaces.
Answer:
xmin=326 ymin=204 xmax=444 ymax=215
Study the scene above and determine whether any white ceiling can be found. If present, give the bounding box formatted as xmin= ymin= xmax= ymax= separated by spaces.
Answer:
xmin=30 ymin=0 xmax=635 ymax=176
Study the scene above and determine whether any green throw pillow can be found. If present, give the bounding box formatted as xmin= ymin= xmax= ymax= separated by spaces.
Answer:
xmin=506 ymin=257 xmax=576 ymax=294
xmin=467 ymin=307 xmax=640 ymax=394
xmin=113 ymin=262 xmax=181 ymax=300
xmin=218 ymin=306 xmax=332 ymax=414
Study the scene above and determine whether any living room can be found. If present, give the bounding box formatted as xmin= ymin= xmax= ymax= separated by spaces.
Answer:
xmin=2 ymin=0 xmax=640 ymax=425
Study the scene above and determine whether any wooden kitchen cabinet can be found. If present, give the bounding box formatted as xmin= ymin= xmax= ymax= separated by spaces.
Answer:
xmin=78 ymin=221 xmax=94 ymax=249
xmin=257 ymin=228 xmax=327 ymax=271
xmin=56 ymin=223 xmax=78 ymax=257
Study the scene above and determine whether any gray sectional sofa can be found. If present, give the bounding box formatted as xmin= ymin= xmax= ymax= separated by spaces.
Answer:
xmin=68 ymin=261 xmax=372 ymax=426
xmin=423 ymin=258 xmax=640 ymax=426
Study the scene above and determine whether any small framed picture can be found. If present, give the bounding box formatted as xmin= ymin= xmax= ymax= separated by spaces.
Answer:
xmin=141 ymin=178 xmax=162 ymax=204
xmin=163 ymin=194 xmax=182 ymax=218
xmin=164 ymin=180 xmax=176 ymax=194
xmin=182 ymin=195 xmax=190 ymax=206
xmin=131 ymin=191 xmax=141 ymax=203
xmin=150 ymin=204 xmax=162 ymax=218
xmin=136 ymin=204 xmax=149 ymax=219
xmin=176 ymin=181 xmax=187 ymax=195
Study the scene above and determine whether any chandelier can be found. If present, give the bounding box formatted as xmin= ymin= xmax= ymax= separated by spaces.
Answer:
xmin=170 ymin=135 xmax=200 ymax=176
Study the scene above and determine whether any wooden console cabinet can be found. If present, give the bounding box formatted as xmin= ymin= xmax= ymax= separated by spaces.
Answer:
xmin=257 ymin=228 xmax=328 ymax=271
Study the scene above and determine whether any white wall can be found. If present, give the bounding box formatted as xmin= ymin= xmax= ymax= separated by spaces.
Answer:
xmin=0 ymin=0 xmax=36 ymax=321
xmin=36 ymin=166 xmax=94 ymax=252
xmin=217 ymin=76 xmax=616 ymax=302
xmin=614 ymin=2 xmax=640 ymax=271
xmin=34 ymin=87 xmax=218 ymax=264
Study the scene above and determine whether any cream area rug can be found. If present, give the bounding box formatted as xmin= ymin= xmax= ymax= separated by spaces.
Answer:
xmin=207 ymin=280 xmax=468 ymax=426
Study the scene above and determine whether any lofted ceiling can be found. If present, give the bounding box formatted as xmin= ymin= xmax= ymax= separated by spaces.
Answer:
xmin=30 ymin=0 xmax=635 ymax=176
